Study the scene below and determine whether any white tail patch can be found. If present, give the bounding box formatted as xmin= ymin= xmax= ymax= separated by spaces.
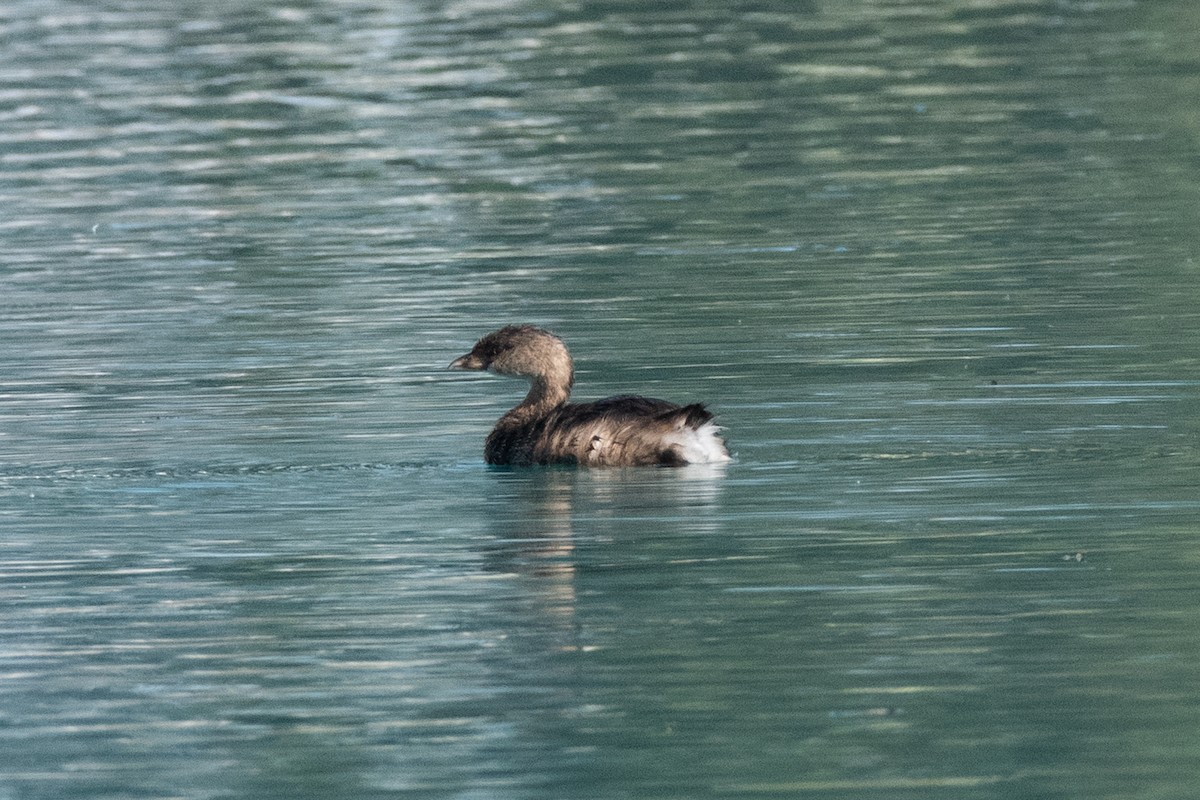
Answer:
xmin=664 ymin=420 xmax=731 ymax=464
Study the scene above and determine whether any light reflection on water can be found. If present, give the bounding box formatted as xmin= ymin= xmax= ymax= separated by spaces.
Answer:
xmin=3 ymin=0 xmax=1200 ymax=798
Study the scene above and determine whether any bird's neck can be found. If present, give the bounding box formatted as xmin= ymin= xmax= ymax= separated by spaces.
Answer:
xmin=500 ymin=372 xmax=571 ymax=426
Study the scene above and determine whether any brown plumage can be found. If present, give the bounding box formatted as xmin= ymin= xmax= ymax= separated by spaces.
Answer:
xmin=450 ymin=325 xmax=731 ymax=467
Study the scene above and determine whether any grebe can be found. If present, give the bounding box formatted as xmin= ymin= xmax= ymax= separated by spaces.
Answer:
xmin=450 ymin=325 xmax=731 ymax=467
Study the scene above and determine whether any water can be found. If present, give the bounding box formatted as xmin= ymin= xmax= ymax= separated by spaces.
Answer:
xmin=3 ymin=0 xmax=1199 ymax=798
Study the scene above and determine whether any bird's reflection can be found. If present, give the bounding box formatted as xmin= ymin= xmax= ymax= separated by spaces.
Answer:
xmin=482 ymin=465 xmax=727 ymax=645
xmin=483 ymin=469 xmax=581 ymax=640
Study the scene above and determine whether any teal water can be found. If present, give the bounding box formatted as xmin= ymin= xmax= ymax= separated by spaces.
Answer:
xmin=3 ymin=1 xmax=1200 ymax=798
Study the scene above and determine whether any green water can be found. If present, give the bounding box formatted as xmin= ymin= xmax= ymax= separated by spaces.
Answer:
xmin=2 ymin=1 xmax=1199 ymax=798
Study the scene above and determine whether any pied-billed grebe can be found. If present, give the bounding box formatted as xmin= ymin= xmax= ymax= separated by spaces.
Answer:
xmin=450 ymin=325 xmax=731 ymax=467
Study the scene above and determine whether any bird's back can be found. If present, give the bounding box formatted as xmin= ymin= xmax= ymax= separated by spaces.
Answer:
xmin=485 ymin=395 xmax=730 ymax=467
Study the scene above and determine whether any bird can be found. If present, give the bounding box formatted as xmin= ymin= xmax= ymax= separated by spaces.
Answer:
xmin=449 ymin=325 xmax=731 ymax=467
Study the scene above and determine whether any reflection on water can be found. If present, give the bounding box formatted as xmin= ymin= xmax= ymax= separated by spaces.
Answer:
xmin=3 ymin=0 xmax=1200 ymax=798
xmin=482 ymin=465 xmax=728 ymax=639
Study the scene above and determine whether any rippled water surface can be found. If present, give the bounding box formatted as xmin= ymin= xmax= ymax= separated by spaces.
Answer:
xmin=3 ymin=1 xmax=1200 ymax=798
